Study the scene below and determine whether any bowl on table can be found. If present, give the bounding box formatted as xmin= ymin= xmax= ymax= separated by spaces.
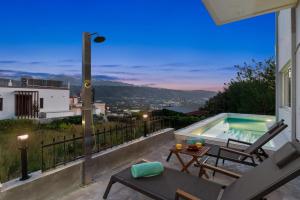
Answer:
xmin=187 ymin=144 xmax=199 ymax=151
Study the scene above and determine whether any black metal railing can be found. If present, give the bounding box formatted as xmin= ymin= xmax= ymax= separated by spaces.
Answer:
xmin=41 ymin=118 xmax=170 ymax=171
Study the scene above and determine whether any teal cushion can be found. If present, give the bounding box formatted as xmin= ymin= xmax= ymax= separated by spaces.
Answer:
xmin=131 ymin=162 xmax=164 ymax=178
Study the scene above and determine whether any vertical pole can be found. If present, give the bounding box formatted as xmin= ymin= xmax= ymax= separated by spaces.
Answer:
xmin=82 ymin=32 xmax=94 ymax=185
xmin=291 ymin=9 xmax=297 ymax=141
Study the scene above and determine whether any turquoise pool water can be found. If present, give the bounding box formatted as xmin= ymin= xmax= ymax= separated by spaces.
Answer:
xmin=224 ymin=117 xmax=268 ymax=142
xmin=191 ymin=116 xmax=274 ymax=145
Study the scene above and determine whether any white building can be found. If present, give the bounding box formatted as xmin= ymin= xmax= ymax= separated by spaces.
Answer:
xmin=202 ymin=0 xmax=299 ymax=142
xmin=94 ymin=101 xmax=106 ymax=116
xmin=70 ymin=96 xmax=106 ymax=116
xmin=0 ymin=78 xmax=73 ymax=119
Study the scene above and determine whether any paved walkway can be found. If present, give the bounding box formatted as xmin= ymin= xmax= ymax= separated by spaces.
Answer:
xmin=59 ymin=140 xmax=300 ymax=200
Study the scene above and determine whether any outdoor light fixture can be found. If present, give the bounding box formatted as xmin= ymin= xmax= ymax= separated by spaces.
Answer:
xmin=18 ymin=134 xmax=29 ymax=141
xmin=94 ymin=36 xmax=106 ymax=43
xmin=82 ymin=31 xmax=106 ymax=185
xmin=17 ymin=134 xmax=30 ymax=181
xmin=89 ymin=32 xmax=106 ymax=43
xmin=143 ymin=114 xmax=148 ymax=119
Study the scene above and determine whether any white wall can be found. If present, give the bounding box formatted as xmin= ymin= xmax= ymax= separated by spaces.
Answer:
xmin=0 ymin=87 xmax=16 ymax=119
xmin=39 ymin=89 xmax=69 ymax=112
xmin=295 ymin=5 xmax=300 ymax=141
xmin=278 ymin=107 xmax=292 ymax=141
xmin=277 ymin=9 xmax=293 ymax=141
xmin=0 ymin=87 xmax=70 ymax=119
xmin=278 ymin=9 xmax=292 ymax=72
xmin=278 ymin=6 xmax=300 ymax=141
xmin=93 ymin=103 xmax=105 ymax=115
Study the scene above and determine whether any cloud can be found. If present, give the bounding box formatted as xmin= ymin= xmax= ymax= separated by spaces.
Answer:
xmin=118 ymin=77 xmax=140 ymax=81
xmin=58 ymin=64 xmax=78 ymax=67
xmin=93 ymin=74 xmax=119 ymax=81
xmin=27 ymin=61 xmax=43 ymax=65
xmin=160 ymin=62 xmax=187 ymax=67
xmin=188 ymin=69 xmax=203 ymax=72
xmin=0 ymin=60 xmax=18 ymax=64
xmin=130 ymin=65 xmax=147 ymax=69
xmin=141 ymin=83 xmax=156 ymax=87
xmin=58 ymin=59 xmax=80 ymax=63
xmin=94 ymin=64 xmax=122 ymax=68
xmin=0 ymin=69 xmax=53 ymax=78
xmin=0 ymin=60 xmax=46 ymax=65
xmin=218 ymin=66 xmax=235 ymax=71
xmin=103 ymin=71 xmax=142 ymax=76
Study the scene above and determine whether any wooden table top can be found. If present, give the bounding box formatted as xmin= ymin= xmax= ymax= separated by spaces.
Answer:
xmin=170 ymin=145 xmax=210 ymax=157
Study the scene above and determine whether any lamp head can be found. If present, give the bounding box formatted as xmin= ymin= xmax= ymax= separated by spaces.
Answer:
xmin=18 ymin=134 xmax=29 ymax=141
xmin=142 ymin=114 xmax=148 ymax=119
xmin=94 ymin=36 xmax=106 ymax=43
xmin=17 ymin=134 xmax=29 ymax=148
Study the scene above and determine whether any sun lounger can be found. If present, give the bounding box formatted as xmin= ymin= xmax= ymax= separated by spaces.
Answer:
xmin=103 ymin=141 xmax=300 ymax=200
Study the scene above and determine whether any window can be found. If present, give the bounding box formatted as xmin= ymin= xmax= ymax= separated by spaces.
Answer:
xmin=0 ymin=98 xmax=3 ymax=111
xmin=282 ymin=66 xmax=292 ymax=107
xmin=40 ymin=98 xmax=44 ymax=109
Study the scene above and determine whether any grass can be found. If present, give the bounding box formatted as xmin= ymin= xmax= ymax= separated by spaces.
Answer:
xmin=0 ymin=115 xmax=189 ymax=183
xmin=0 ymin=118 xmax=119 ymax=183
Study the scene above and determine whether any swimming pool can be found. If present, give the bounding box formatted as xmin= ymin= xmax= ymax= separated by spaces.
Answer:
xmin=175 ymin=113 xmax=286 ymax=149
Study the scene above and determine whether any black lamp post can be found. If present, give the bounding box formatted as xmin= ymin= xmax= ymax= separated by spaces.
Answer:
xmin=143 ymin=114 xmax=149 ymax=137
xmin=17 ymin=134 xmax=29 ymax=181
xmin=82 ymin=32 xmax=105 ymax=185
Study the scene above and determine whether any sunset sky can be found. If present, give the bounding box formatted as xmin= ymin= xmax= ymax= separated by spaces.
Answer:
xmin=0 ymin=0 xmax=275 ymax=91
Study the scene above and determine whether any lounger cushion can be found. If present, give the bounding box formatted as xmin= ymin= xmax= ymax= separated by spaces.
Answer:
xmin=113 ymin=165 xmax=223 ymax=200
xmin=273 ymin=142 xmax=300 ymax=168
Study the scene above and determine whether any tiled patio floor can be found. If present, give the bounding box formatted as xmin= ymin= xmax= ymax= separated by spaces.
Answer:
xmin=59 ymin=139 xmax=300 ymax=200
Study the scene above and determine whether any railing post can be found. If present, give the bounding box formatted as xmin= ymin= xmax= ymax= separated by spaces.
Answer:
xmin=63 ymin=136 xmax=66 ymax=165
xmin=41 ymin=141 xmax=44 ymax=171
xmin=103 ymin=127 xmax=106 ymax=147
xmin=110 ymin=126 xmax=113 ymax=147
xmin=125 ymin=124 xmax=128 ymax=142
xmin=131 ymin=123 xmax=134 ymax=140
xmin=97 ymin=129 xmax=100 ymax=152
xmin=115 ymin=124 xmax=118 ymax=144
xmin=52 ymin=138 xmax=56 ymax=168
xmin=72 ymin=134 xmax=76 ymax=160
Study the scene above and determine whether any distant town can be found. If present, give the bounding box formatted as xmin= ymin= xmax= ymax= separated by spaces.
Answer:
xmin=0 ymin=77 xmax=216 ymax=120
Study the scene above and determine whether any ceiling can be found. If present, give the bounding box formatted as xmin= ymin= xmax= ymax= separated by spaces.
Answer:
xmin=202 ymin=0 xmax=298 ymax=25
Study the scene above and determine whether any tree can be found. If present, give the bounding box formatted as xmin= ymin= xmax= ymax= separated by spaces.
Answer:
xmin=200 ymin=58 xmax=275 ymax=115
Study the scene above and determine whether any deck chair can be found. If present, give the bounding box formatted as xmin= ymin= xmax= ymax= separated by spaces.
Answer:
xmin=167 ymin=119 xmax=287 ymax=167
xmin=103 ymin=141 xmax=300 ymax=200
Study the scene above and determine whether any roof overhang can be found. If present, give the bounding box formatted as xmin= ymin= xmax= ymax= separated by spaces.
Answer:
xmin=202 ymin=0 xmax=298 ymax=25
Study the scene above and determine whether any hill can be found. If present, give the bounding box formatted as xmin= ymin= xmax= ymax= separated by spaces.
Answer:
xmin=70 ymin=85 xmax=216 ymax=110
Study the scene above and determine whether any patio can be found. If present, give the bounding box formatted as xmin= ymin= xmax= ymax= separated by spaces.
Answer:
xmin=59 ymin=136 xmax=300 ymax=200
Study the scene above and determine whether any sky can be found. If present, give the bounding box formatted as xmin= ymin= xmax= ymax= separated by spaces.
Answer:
xmin=0 ymin=0 xmax=275 ymax=91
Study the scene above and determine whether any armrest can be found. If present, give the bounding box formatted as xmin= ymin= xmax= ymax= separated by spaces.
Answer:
xmin=227 ymin=138 xmax=252 ymax=148
xmin=175 ymin=189 xmax=201 ymax=200
xmin=220 ymin=147 xmax=253 ymax=158
xmin=200 ymin=163 xmax=241 ymax=179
